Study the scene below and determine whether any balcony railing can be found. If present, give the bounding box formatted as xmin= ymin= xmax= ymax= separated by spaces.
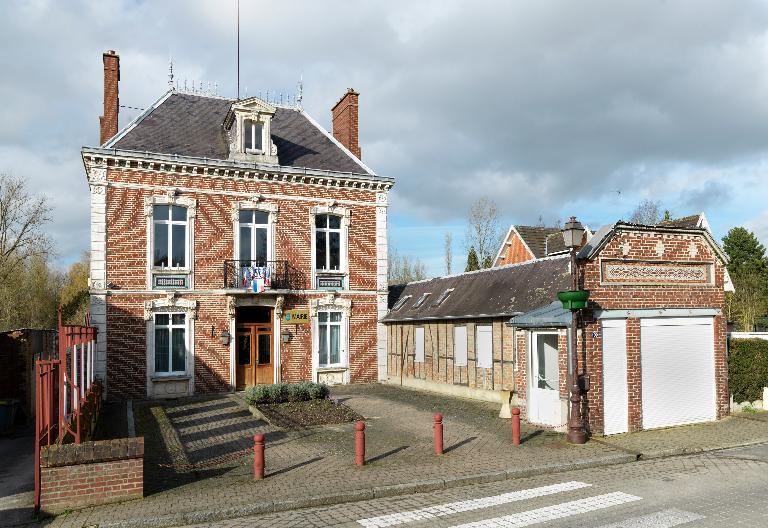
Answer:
xmin=223 ymin=260 xmax=305 ymax=291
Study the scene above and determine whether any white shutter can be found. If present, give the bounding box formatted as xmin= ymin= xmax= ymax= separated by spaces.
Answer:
xmin=454 ymin=326 xmax=468 ymax=367
xmin=641 ymin=317 xmax=716 ymax=429
xmin=476 ymin=325 xmax=492 ymax=369
xmin=415 ymin=327 xmax=425 ymax=363
xmin=602 ymin=319 xmax=628 ymax=435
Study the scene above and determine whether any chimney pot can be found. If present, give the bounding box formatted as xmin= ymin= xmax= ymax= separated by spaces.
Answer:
xmin=100 ymin=50 xmax=120 ymax=145
xmin=331 ymin=88 xmax=361 ymax=160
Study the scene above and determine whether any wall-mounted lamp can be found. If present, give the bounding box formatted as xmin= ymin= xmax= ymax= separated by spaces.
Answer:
xmin=219 ymin=329 xmax=231 ymax=346
xmin=281 ymin=329 xmax=292 ymax=344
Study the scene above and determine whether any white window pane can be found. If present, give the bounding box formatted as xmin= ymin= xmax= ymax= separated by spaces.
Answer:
xmin=415 ymin=327 xmax=425 ymax=363
xmin=154 ymin=223 xmax=168 ymax=267
xmin=319 ymin=324 xmax=328 ymax=366
xmin=330 ymin=325 xmax=340 ymax=364
xmin=537 ymin=334 xmax=559 ymax=390
xmin=454 ymin=326 xmax=468 ymax=367
xmin=171 ymin=206 xmax=186 ymax=221
xmin=476 ymin=325 xmax=492 ymax=369
xmin=155 ymin=328 xmax=169 ymax=373
xmin=171 ymin=224 xmax=186 ymax=267
xmin=239 ymin=225 xmax=251 ymax=261
xmin=171 ymin=328 xmax=185 ymax=372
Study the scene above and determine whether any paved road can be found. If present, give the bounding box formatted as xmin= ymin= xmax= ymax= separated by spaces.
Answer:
xmin=183 ymin=443 xmax=768 ymax=527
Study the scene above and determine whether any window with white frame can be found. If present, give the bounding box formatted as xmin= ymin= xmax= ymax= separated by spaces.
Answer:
xmin=154 ymin=313 xmax=186 ymax=374
xmin=243 ymin=118 xmax=263 ymax=152
xmin=238 ymin=210 xmax=269 ymax=264
xmin=476 ymin=325 xmax=493 ymax=369
xmin=415 ymin=327 xmax=425 ymax=362
xmin=454 ymin=326 xmax=468 ymax=366
xmin=153 ymin=205 xmax=187 ymax=268
xmin=315 ymin=214 xmax=342 ymax=271
xmin=318 ymin=311 xmax=344 ymax=367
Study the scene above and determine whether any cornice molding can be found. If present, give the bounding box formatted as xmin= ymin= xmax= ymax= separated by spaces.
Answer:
xmin=81 ymin=148 xmax=394 ymax=192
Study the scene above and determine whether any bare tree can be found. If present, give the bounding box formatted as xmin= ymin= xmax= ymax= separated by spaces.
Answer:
xmin=444 ymin=232 xmax=453 ymax=275
xmin=628 ymin=199 xmax=662 ymax=225
xmin=388 ymin=246 xmax=427 ymax=285
xmin=0 ymin=173 xmax=51 ymax=282
xmin=465 ymin=197 xmax=501 ymax=269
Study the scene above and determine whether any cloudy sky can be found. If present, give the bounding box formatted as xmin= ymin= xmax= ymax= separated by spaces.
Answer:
xmin=3 ymin=0 xmax=768 ymax=276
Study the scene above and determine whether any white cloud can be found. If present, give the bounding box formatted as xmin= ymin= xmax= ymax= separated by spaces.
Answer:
xmin=3 ymin=0 xmax=768 ymax=270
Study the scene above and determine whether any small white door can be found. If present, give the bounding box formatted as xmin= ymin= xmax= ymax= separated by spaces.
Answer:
xmin=529 ymin=332 xmax=561 ymax=426
xmin=641 ymin=317 xmax=716 ymax=429
xmin=602 ymin=319 xmax=628 ymax=435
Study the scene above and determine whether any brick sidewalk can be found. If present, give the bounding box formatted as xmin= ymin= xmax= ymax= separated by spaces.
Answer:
xmin=42 ymin=385 xmax=768 ymax=528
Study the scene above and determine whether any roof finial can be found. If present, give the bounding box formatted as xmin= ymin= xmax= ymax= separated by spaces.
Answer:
xmin=168 ymin=57 xmax=174 ymax=89
xmin=296 ymin=74 xmax=303 ymax=109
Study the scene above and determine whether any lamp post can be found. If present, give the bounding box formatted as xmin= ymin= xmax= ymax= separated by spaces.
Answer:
xmin=562 ymin=216 xmax=587 ymax=444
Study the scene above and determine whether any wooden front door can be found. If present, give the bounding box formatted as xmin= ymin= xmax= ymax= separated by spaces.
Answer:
xmin=235 ymin=323 xmax=274 ymax=389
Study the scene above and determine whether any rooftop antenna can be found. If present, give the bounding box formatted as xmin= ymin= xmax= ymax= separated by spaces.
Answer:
xmin=296 ymin=75 xmax=303 ymax=109
xmin=168 ymin=58 xmax=174 ymax=89
xmin=237 ymin=0 xmax=240 ymax=99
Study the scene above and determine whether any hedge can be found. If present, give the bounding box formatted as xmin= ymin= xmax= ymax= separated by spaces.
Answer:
xmin=244 ymin=382 xmax=330 ymax=405
xmin=729 ymin=338 xmax=768 ymax=403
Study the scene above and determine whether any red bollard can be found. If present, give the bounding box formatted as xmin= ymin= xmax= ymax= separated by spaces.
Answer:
xmin=511 ymin=407 xmax=521 ymax=446
xmin=434 ymin=413 xmax=444 ymax=455
xmin=253 ymin=433 xmax=265 ymax=480
xmin=355 ymin=421 xmax=366 ymax=466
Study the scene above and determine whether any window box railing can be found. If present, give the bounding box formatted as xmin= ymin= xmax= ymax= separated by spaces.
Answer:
xmin=223 ymin=260 xmax=305 ymax=291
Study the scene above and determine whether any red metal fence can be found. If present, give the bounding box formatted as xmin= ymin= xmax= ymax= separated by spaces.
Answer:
xmin=34 ymin=309 xmax=98 ymax=513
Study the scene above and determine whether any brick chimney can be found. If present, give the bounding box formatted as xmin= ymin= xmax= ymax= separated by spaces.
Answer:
xmin=99 ymin=50 xmax=120 ymax=145
xmin=331 ymin=88 xmax=361 ymax=159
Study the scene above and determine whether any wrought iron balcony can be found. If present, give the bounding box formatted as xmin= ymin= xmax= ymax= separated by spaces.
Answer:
xmin=223 ymin=260 xmax=305 ymax=291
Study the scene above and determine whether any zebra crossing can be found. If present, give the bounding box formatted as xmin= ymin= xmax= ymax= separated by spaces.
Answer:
xmin=356 ymin=481 xmax=705 ymax=528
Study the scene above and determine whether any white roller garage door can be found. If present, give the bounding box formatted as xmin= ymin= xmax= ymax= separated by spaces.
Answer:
xmin=641 ymin=317 xmax=716 ymax=429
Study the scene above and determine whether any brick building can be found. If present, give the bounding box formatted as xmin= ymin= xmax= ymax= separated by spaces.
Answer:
xmin=387 ymin=219 xmax=730 ymax=435
xmin=83 ymin=51 xmax=392 ymax=399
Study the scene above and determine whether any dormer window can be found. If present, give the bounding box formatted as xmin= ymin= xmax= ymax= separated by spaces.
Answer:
xmin=412 ymin=293 xmax=431 ymax=309
xmin=243 ymin=119 xmax=263 ymax=153
xmin=225 ymin=98 xmax=279 ymax=164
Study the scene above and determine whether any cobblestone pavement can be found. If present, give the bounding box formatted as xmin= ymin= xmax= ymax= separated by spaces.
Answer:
xmin=181 ymin=444 xmax=768 ymax=527
xmin=38 ymin=386 xmax=768 ymax=528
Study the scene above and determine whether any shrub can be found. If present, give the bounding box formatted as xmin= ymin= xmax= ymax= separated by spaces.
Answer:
xmin=309 ymin=382 xmax=330 ymax=400
xmin=287 ymin=382 xmax=312 ymax=402
xmin=245 ymin=385 xmax=271 ymax=405
xmin=245 ymin=382 xmax=329 ymax=405
xmin=729 ymin=338 xmax=768 ymax=403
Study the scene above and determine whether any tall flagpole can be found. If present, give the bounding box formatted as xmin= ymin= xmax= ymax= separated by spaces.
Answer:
xmin=237 ymin=0 xmax=240 ymax=100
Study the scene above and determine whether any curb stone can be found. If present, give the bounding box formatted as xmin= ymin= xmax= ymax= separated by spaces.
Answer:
xmin=83 ymin=438 xmax=768 ymax=528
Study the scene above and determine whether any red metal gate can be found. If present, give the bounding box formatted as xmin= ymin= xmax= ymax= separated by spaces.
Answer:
xmin=34 ymin=309 xmax=98 ymax=513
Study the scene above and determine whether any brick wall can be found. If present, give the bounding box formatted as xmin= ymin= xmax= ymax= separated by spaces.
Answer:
xmin=39 ymin=437 xmax=143 ymax=514
xmin=581 ymin=228 xmax=728 ymax=433
xmin=331 ymin=89 xmax=361 ymax=159
xmin=494 ymin=231 xmax=534 ymax=266
xmin=101 ymin=162 xmax=382 ymax=399
xmin=99 ymin=51 xmax=119 ymax=145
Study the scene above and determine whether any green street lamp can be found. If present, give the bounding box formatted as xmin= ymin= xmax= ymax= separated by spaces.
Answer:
xmin=561 ymin=216 xmax=588 ymax=445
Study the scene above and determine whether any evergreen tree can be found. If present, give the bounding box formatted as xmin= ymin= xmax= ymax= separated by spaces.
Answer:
xmin=722 ymin=227 xmax=767 ymax=276
xmin=722 ymin=227 xmax=768 ymax=331
xmin=465 ymin=246 xmax=480 ymax=272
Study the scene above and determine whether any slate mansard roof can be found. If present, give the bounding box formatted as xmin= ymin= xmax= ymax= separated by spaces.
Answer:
xmin=383 ymin=256 xmax=571 ymax=323
xmin=107 ymin=92 xmax=371 ymax=175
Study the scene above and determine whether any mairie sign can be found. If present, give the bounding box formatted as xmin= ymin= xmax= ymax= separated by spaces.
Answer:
xmin=282 ymin=309 xmax=309 ymax=324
